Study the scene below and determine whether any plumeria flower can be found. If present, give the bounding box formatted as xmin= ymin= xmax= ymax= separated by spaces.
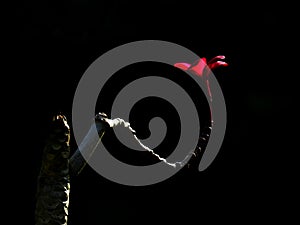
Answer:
xmin=174 ymin=55 xmax=228 ymax=102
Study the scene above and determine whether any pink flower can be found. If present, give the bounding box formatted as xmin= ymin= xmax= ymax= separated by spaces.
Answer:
xmin=174 ymin=55 xmax=228 ymax=78
xmin=174 ymin=55 xmax=228 ymax=103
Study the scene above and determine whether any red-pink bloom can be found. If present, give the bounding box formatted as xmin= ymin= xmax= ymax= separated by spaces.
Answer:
xmin=174 ymin=55 xmax=228 ymax=103
xmin=174 ymin=55 xmax=228 ymax=78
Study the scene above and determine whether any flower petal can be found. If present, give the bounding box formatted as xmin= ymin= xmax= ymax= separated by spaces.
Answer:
xmin=208 ymin=61 xmax=228 ymax=70
xmin=188 ymin=58 xmax=207 ymax=77
xmin=174 ymin=62 xmax=191 ymax=71
xmin=207 ymin=55 xmax=226 ymax=65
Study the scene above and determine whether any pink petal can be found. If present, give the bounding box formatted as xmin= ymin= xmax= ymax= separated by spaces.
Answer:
xmin=188 ymin=58 xmax=207 ymax=77
xmin=207 ymin=55 xmax=225 ymax=65
xmin=174 ymin=63 xmax=191 ymax=71
xmin=208 ymin=61 xmax=228 ymax=70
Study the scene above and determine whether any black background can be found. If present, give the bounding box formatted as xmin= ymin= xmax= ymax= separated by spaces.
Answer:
xmin=6 ymin=1 xmax=296 ymax=224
